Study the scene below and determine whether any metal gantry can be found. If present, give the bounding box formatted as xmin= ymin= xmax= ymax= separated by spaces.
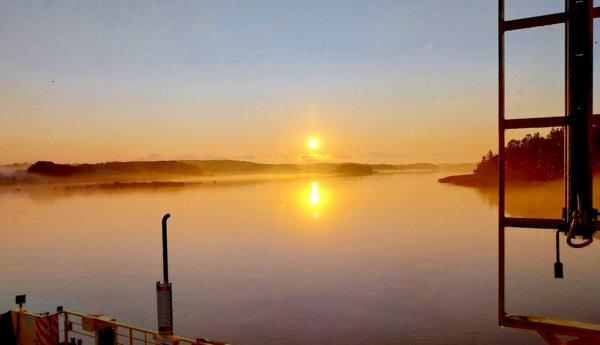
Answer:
xmin=498 ymin=0 xmax=600 ymax=343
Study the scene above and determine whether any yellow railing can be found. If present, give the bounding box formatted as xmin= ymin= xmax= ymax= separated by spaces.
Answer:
xmin=60 ymin=310 xmax=228 ymax=345
xmin=13 ymin=308 xmax=227 ymax=345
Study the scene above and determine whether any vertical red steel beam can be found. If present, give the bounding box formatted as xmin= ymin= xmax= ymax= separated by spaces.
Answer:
xmin=63 ymin=313 xmax=69 ymax=344
xmin=498 ymin=0 xmax=507 ymax=320
xmin=565 ymin=0 xmax=595 ymax=234
xmin=564 ymin=2 xmax=570 ymax=215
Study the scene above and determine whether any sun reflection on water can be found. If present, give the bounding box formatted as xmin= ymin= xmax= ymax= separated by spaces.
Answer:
xmin=310 ymin=181 xmax=320 ymax=205
xmin=301 ymin=180 xmax=329 ymax=219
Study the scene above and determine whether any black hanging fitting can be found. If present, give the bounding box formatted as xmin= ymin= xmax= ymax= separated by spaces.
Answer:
xmin=554 ymin=230 xmax=564 ymax=279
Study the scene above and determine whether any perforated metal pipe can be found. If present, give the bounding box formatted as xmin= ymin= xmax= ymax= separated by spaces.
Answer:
xmin=156 ymin=282 xmax=173 ymax=335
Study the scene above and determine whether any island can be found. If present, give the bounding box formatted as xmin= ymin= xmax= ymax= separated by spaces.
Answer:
xmin=439 ymin=127 xmax=600 ymax=187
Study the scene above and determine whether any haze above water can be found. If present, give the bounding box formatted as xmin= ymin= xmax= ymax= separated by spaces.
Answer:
xmin=2 ymin=172 xmax=600 ymax=344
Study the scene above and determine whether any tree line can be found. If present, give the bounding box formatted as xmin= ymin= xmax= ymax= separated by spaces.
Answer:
xmin=474 ymin=127 xmax=600 ymax=181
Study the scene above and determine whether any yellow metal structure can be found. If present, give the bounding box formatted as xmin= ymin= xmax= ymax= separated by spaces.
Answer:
xmin=11 ymin=308 xmax=59 ymax=345
xmin=9 ymin=308 xmax=228 ymax=345
xmin=501 ymin=315 xmax=600 ymax=345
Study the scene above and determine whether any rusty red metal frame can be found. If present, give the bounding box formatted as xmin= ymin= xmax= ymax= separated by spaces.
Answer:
xmin=498 ymin=0 xmax=600 ymax=343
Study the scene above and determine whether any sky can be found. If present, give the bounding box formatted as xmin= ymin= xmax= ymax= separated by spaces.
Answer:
xmin=0 ymin=0 xmax=592 ymax=164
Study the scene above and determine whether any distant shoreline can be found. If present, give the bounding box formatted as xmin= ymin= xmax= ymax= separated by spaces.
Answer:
xmin=0 ymin=160 xmax=474 ymax=187
xmin=438 ymin=174 xmax=497 ymax=187
xmin=438 ymin=173 xmax=593 ymax=188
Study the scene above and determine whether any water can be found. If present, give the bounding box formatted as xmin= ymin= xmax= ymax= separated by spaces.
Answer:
xmin=1 ymin=172 xmax=600 ymax=344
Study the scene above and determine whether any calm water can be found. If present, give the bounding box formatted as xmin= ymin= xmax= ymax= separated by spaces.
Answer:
xmin=2 ymin=172 xmax=600 ymax=344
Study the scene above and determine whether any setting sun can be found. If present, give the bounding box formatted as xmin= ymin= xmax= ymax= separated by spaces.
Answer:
xmin=307 ymin=137 xmax=320 ymax=150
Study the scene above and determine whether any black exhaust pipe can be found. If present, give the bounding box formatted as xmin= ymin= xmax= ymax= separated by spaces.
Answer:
xmin=162 ymin=213 xmax=170 ymax=283
xmin=157 ymin=213 xmax=173 ymax=336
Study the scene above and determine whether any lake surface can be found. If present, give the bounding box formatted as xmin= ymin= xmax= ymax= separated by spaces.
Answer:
xmin=2 ymin=172 xmax=600 ymax=344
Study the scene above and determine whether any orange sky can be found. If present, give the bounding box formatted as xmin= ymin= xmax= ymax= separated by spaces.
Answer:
xmin=0 ymin=84 xmax=499 ymax=164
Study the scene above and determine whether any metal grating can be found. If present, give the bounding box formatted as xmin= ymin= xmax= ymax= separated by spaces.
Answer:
xmin=156 ymin=282 xmax=173 ymax=335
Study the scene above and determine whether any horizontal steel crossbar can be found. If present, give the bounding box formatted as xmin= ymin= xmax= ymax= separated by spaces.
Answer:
xmin=502 ymin=217 xmax=564 ymax=229
xmin=501 ymin=115 xmax=600 ymax=130
xmin=503 ymin=116 xmax=566 ymax=129
xmin=503 ymin=12 xmax=566 ymax=31
xmin=501 ymin=7 xmax=600 ymax=32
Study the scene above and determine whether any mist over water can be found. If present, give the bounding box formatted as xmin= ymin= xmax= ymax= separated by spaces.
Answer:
xmin=1 ymin=172 xmax=600 ymax=344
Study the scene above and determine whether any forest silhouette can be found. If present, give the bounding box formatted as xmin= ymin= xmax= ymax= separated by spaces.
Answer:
xmin=466 ymin=126 xmax=600 ymax=183
xmin=439 ymin=126 xmax=600 ymax=186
